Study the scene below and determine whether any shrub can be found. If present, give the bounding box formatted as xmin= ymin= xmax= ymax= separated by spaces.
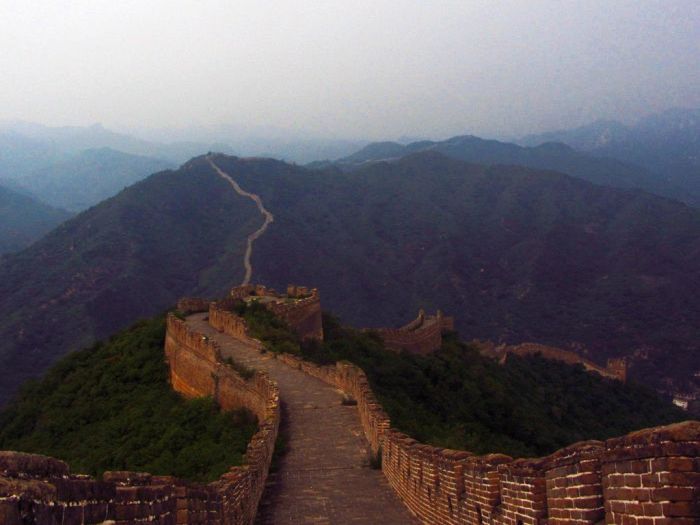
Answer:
xmin=0 ymin=316 xmax=257 ymax=482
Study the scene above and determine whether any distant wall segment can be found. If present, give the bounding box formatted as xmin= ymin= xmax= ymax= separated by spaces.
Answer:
xmin=495 ymin=343 xmax=628 ymax=382
xmin=373 ymin=309 xmax=455 ymax=355
xmin=228 ymin=284 xmax=323 ymax=341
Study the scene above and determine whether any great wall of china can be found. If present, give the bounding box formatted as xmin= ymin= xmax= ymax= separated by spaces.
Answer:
xmin=206 ymin=157 xmax=274 ymax=287
xmin=373 ymin=308 xmax=455 ymax=355
xmin=0 ymin=312 xmax=281 ymax=525
xmin=474 ymin=342 xmax=629 ymax=383
xmin=3 ymin=283 xmax=697 ymax=524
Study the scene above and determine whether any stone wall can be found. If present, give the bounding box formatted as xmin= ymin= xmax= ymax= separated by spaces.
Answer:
xmin=176 ymin=297 xmax=211 ymax=315
xmin=491 ymin=342 xmax=628 ymax=382
xmin=0 ymin=451 xmax=224 ymax=525
xmin=209 ymin=301 xmax=264 ymax=351
xmin=228 ymin=284 xmax=324 ymax=341
xmin=374 ymin=309 xmax=454 ymax=355
xmin=0 ymin=316 xmax=280 ymax=525
xmin=164 ymin=314 xmax=280 ymax=524
xmin=271 ymin=352 xmax=699 ymax=524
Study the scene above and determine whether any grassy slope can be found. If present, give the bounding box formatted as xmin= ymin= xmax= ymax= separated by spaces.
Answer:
xmin=0 ymin=315 xmax=256 ymax=482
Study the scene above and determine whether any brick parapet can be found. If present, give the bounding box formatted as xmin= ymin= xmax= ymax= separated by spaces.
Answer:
xmin=209 ymin=302 xmax=265 ymax=351
xmin=0 ymin=452 xmax=181 ymax=525
xmin=164 ymin=314 xmax=280 ymax=524
xmin=600 ymin=422 xmax=700 ymax=524
xmin=228 ymin=284 xmax=323 ymax=341
xmin=0 ymin=315 xmax=279 ymax=525
xmin=176 ymin=297 xmax=211 ymax=315
xmin=373 ymin=310 xmax=454 ymax=355
xmin=271 ymin=351 xmax=700 ymax=524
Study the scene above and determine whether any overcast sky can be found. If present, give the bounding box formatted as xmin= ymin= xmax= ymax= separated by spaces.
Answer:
xmin=1 ymin=1 xmax=698 ymax=140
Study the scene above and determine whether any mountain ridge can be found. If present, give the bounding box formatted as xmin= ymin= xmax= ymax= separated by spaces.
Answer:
xmin=519 ymin=107 xmax=700 ymax=205
xmin=332 ymin=134 xmax=687 ymax=203
xmin=2 ymin=152 xmax=699 ymax=404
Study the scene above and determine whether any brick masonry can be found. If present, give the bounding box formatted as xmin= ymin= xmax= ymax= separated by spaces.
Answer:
xmin=228 ymin=284 xmax=323 ymax=341
xmin=277 ymin=345 xmax=699 ymax=524
xmin=1 ymin=288 xmax=697 ymax=524
xmin=373 ymin=308 xmax=456 ymax=355
xmin=0 ymin=315 xmax=280 ymax=525
xmin=229 ymin=296 xmax=696 ymax=525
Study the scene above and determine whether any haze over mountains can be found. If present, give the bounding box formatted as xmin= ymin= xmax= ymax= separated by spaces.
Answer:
xmin=14 ymin=148 xmax=172 ymax=212
xmin=520 ymin=108 xmax=700 ymax=205
xmin=328 ymin=108 xmax=700 ymax=208
xmin=2 ymin=150 xmax=700 ymax=405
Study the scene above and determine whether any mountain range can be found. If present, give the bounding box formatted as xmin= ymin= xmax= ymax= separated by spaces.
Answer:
xmin=1 ymin=152 xmax=699 ymax=405
xmin=520 ymin=107 xmax=700 ymax=205
xmin=12 ymin=148 xmax=172 ymax=212
xmin=325 ymin=133 xmax=693 ymax=206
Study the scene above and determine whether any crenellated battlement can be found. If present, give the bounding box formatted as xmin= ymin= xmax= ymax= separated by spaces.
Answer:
xmin=272 ymin=348 xmax=700 ymax=525
xmin=372 ymin=309 xmax=455 ymax=355
xmin=228 ymin=283 xmax=323 ymax=341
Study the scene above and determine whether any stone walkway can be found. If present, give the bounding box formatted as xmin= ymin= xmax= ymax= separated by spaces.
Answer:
xmin=187 ymin=313 xmax=419 ymax=525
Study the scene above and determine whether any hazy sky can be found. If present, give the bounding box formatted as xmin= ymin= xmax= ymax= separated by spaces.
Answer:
xmin=1 ymin=1 xmax=698 ymax=140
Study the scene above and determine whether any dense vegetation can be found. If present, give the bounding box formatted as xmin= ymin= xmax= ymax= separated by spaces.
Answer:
xmin=3 ymin=152 xmax=700 ymax=405
xmin=238 ymin=302 xmax=684 ymax=457
xmin=0 ymin=315 xmax=257 ymax=482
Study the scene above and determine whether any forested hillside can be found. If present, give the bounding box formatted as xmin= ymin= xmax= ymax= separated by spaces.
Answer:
xmin=238 ymin=302 xmax=685 ymax=457
xmin=2 ymin=153 xmax=700 ymax=404
xmin=0 ymin=184 xmax=72 ymax=254
xmin=0 ymin=159 xmax=259 ymax=403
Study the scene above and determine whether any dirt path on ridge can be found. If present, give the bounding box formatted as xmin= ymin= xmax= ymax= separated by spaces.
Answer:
xmin=207 ymin=156 xmax=274 ymax=285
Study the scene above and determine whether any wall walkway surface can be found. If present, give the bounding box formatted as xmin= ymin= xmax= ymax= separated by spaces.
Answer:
xmin=188 ymin=311 xmax=418 ymax=524
xmin=275 ymin=350 xmax=700 ymax=525
xmin=201 ymin=303 xmax=700 ymax=524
